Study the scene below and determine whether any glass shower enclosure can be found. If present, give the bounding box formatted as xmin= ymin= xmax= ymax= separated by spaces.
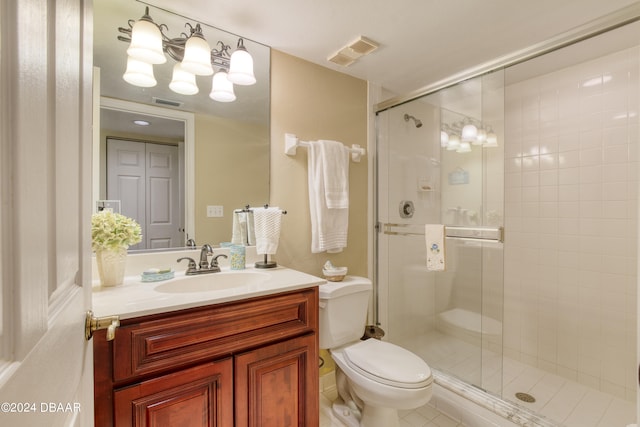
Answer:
xmin=376 ymin=70 xmax=505 ymax=396
xmin=375 ymin=20 xmax=639 ymax=426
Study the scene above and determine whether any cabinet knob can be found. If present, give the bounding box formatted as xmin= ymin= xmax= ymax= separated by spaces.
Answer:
xmin=85 ymin=310 xmax=120 ymax=341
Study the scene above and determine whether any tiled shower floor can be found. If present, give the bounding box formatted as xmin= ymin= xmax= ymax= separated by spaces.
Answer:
xmin=398 ymin=331 xmax=636 ymax=427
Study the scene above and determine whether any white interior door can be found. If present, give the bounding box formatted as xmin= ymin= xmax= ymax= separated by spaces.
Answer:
xmin=106 ymin=139 xmax=147 ymax=249
xmin=0 ymin=1 xmax=94 ymax=426
xmin=146 ymin=143 xmax=181 ymax=248
xmin=106 ymin=139 xmax=182 ymax=249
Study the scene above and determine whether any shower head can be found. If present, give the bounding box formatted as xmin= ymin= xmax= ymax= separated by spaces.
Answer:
xmin=404 ymin=113 xmax=423 ymax=128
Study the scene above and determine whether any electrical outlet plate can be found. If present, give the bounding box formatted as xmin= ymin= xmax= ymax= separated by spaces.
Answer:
xmin=206 ymin=205 xmax=223 ymax=217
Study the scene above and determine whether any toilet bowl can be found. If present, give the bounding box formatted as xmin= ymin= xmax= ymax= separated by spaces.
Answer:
xmin=319 ymin=276 xmax=433 ymax=427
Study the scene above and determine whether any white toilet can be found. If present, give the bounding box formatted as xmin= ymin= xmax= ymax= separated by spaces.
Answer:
xmin=319 ymin=276 xmax=433 ymax=427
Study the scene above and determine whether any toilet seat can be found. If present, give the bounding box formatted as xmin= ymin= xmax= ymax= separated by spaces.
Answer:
xmin=342 ymin=339 xmax=432 ymax=389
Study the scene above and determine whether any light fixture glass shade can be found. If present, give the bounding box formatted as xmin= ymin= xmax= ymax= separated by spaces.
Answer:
xmin=127 ymin=15 xmax=166 ymax=65
xmin=446 ymin=134 xmax=460 ymax=151
xmin=123 ymin=56 xmax=157 ymax=87
xmin=440 ymin=130 xmax=449 ymax=148
xmin=169 ymin=63 xmax=199 ymax=95
xmin=461 ymin=123 xmax=478 ymax=142
xmin=209 ymin=70 xmax=236 ymax=102
xmin=474 ymin=128 xmax=487 ymax=145
xmin=181 ymin=33 xmax=214 ymax=76
xmin=227 ymin=39 xmax=256 ymax=85
xmin=484 ymin=131 xmax=498 ymax=147
xmin=457 ymin=141 xmax=472 ymax=153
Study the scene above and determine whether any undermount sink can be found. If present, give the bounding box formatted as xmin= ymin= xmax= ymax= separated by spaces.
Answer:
xmin=154 ymin=271 xmax=271 ymax=293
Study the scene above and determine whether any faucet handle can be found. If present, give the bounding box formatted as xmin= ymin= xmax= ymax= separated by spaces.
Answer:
xmin=177 ymin=257 xmax=197 ymax=273
xmin=210 ymin=254 xmax=228 ymax=272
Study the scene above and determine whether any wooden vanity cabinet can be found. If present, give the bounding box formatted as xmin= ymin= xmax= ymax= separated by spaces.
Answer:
xmin=94 ymin=287 xmax=319 ymax=427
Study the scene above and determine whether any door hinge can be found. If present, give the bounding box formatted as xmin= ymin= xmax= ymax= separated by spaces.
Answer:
xmin=85 ymin=310 xmax=120 ymax=341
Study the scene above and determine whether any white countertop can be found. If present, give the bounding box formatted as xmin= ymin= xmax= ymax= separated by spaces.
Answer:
xmin=92 ymin=265 xmax=325 ymax=320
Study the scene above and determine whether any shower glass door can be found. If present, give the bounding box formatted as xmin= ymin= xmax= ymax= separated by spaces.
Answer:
xmin=376 ymin=71 xmax=505 ymax=395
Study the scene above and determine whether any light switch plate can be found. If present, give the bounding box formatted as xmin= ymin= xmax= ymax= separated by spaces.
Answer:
xmin=206 ymin=205 xmax=223 ymax=217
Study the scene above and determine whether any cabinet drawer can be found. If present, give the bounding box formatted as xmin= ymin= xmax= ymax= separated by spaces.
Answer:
xmin=112 ymin=288 xmax=318 ymax=381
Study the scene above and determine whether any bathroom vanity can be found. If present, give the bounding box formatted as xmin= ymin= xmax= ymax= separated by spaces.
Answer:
xmin=92 ymin=266 xmax=322 ymax=427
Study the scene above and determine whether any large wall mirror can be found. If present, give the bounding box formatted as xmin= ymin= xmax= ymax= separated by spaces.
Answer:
xmin=93 ymin=0 xmax=270 ymax=251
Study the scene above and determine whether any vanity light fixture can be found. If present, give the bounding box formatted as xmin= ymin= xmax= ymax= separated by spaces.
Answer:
xmin=456 ymin=140 xmax=472 ymax=153
xmin=446 ymin=134 xmax=461 ymax=151
xmin=441 ymin=111 xmax=498 ymax=152
xmin=126 ymin=9 xmax=166 ymax=65
xmin=461 ymin=120 xmax=478 ymax=142
xmin=169 ymin=63 xmax=199 ymax=95
xmin=123 ymin=57 xmax=157 ymax=87
xmin=118 ymin=7 xmax=256 ymax=102
xmin=209 ymin=69 xmax=236 ymax=102
xmin=474 ymin=127 xmax=487 ymax=145
xmin=227 ymin=39 xmax=256 ymax=85
xmin=484 ymin=127 xmax=498 ymax=147
xmin=440 ymin=130 xmax=449 ymax=147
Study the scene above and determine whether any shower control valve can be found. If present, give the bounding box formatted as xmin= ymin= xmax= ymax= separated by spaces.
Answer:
xmin=399 ymin=200 xmax=415 ymax=218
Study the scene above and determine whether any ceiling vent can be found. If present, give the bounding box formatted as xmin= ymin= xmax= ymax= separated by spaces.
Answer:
xmin=349 ymin=36 xmax=378 ymax=55
xmin=152 ymin=97 xmax=184 ymax=108
xmin=328 ymin=36 xmax=379 ymax=67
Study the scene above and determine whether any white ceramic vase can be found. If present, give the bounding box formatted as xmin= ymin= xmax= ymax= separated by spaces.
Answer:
xmin=96 ymin=246 xmax=128 ymax=287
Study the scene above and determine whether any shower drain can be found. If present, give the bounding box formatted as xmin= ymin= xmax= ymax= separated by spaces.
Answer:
xmin=515 ymin=392 xmax=536 ymax=403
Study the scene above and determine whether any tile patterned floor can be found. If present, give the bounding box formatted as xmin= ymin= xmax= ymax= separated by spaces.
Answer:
xmin=320 ymin=387 xmax=464 ymax=427
xmin=320 ymin=330 xmax=636 ymax=426
xmin=397 ymin=331 xmax=636 ymax=427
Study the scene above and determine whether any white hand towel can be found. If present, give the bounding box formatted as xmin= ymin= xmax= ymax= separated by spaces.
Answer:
xmin=308 ymin=140 xmax=349 ymax=253
xmin=231 ymin=211 xmax=256 ymax=246
xmin=319 ymin=140 xmax=350 ymax=209
xmin=253 ymin=207 xmax=282 ymax=255
xmin=246 ymin=210 xmax=256 ymax=246
xmin=231 ymin=211 xmax=247 ymax=245
xmin=425 ymin=224 xmax=445 ymax=271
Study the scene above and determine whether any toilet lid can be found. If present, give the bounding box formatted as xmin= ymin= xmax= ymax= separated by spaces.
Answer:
xmin=343 ymin=339 xmax=432 ymax=389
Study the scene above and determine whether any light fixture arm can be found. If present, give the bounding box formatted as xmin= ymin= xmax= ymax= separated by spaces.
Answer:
xmin=118 ymin=17 xmax=248 ymax=74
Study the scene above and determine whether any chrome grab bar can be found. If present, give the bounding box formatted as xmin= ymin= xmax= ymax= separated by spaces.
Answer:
xmin=381 ymin=223 xmax=503 ymax=243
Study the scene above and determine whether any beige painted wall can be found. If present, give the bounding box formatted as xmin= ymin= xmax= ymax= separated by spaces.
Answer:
xmin=270 ymin=50 xmax=369 ymax=278
xmin=194 ymin=114 xmax=269 ymax=244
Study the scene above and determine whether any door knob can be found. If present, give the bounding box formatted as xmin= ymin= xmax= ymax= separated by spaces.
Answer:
xmin=85 ymin=310 xmax=120 ymax=341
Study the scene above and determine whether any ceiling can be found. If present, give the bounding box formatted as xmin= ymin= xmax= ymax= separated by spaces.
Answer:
xmin=98 ymin=0 xmax=639 ymax=137
xmin=143 ymin=0 xmax=639 ymax=99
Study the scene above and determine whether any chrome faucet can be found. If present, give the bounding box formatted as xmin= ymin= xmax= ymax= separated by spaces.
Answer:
xmin=177 ymin=257 xmax=198 ymax=275
xmin=177 ymin=244 xmax=228 ymax=275
xmin=199 ymin=244 xmax=213 ymax=269
xmin=208 ymin=254 xmax=227 ymax=273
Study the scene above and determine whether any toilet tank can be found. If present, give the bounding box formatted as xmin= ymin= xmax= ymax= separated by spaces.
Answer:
xmin=318 ymin=276 xmax=372 ymax=349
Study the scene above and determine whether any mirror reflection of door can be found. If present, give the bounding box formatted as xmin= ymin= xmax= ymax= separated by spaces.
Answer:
xmin=106 ymin=137 xmax=184 ymax=250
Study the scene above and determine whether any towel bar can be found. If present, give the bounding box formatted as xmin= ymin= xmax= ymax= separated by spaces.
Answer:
xmin=284 ymin=133 xmax=365 ymax=162
xmin=381 ymin=223 xmax=504 ymax=243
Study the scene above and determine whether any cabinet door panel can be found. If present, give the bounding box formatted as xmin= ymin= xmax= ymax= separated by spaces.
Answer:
xmin=114 ymin=359 xmax=233 ymax=427
xmin=235 ymin=334 xmax=319 ymax=427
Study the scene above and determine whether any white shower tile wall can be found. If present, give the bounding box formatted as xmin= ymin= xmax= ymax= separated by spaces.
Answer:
xmin=503 ymin=46 xmax=639 ymax=401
